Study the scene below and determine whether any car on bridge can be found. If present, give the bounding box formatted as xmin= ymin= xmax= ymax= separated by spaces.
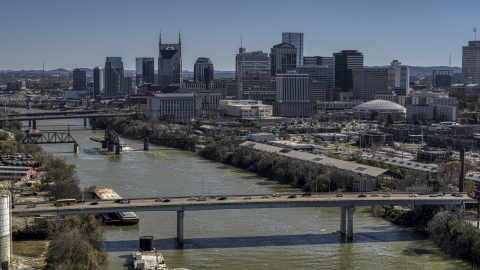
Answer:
xmin=272 ymin=193 xmax=281 ymax=197
xmin=154 ymin=198 xmax=163 ymax=202
xmin=409 ymin=193 xmax=417 ymax=197
xmin=244 ymin=196 xmax=252 ymax=199
xmin=287 ymin=194 xmax=297 ymax=198
xmin=161 ymin=198 xmax=171 ymax=202
xmin=262 ymin=195 xmax=270 ymax=198
xmin=358 ymin=194 xmax=366 ymax=197
xmin=27 ymin=204 xmax=36 ymax=208
xmin=120 ymin=199 xmax=130 ymax=204
xmin=217 ymin=196 xmax=227 ymax=200
xmin=197 ymin=197 xmax=206 ymax=201
xmin=371 ymin=193 xmax=379 ymax=197
xmin=336 ymin=193 xmax=343 ymax=197
xmin=383 ymin=193 xmax=391 ymax=197
xmin=187 ymin=197 xmax=197 ymax=201
xmin=302 ymin=192 xmax=311 ymax=197
xmin=90 ymin=202 xmax=98 ymax=205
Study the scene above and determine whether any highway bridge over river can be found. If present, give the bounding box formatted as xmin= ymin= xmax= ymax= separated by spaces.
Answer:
xmin=10 ymin=193 xmax=473 ymax=243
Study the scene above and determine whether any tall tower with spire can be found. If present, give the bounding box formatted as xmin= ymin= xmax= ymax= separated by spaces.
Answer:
xmin=158 ymin=31 xmax=182 ymax=89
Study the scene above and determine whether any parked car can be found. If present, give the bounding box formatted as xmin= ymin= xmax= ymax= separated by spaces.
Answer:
xmin=90 ymin=202 xmax=98 ymax=205
xmin=287 ymin=194 xmax=297 ymax=198
xmin=336 ymin=193 xmax=343 ymax=197
xmin=27 ymin=204 xmax=36 ymax=208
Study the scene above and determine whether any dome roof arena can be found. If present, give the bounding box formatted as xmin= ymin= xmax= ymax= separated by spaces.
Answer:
xmin=353 ymin=100 xmax=406 ymax=113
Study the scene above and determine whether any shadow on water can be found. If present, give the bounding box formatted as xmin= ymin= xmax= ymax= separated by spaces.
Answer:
xmin=106 ymin=231 xmax=418 ymax=253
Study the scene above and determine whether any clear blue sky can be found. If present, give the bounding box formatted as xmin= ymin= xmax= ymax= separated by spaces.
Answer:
xmin=1 ymin=0 xmax=478 ymax=71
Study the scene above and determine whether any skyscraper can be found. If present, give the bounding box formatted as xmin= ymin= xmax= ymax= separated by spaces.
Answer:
xmin=93 ymin=67 xmax=104 ymax=97
xmin=158 ymin=32 xmax=182 ymax=89
xmin=194 ymin=57 xmax=214 ymax=84
xmin=334 ymin=50 xmax=364 ymax=91
xmin=124 ymin=77 xmax=133 ymax=95
xmin=270 ymin=42 xmax=297 ymax=76
xmin=432 ymin=70 xmax=454 ymax=88
xmin=235 ymin=48 xmax=272 ymax=100
xmin=303 ymin=56 xmax=333 ymax=66
xmin=135 ymin=57 xmax=155 ymax=86
xmin=273 ymin=72 xmax=315 ymax=117
xmin=387 ymin=60 xmax=410 ymax=96
xmin=353 ymin=68 xmax=389 ymax=101
xmin=462 ymin=40 xmax=480 ymax=84
xmin=72 ymin=68 xmax=86 ymax=90
xmin=296 ymin=65 xmax=334 ymax=102
xmin=282 ymin=32 xmax=304 ymax=65
xmin=104 ymin=57 xmax=124 ymax=98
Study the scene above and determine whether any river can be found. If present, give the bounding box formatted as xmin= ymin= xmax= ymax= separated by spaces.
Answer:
xmin=18 ymin=109 xmax=469 ymax=269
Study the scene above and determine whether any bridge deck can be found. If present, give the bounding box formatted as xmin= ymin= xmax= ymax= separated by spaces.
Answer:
xmin=12 ymin=193 xmax=472 ymax=217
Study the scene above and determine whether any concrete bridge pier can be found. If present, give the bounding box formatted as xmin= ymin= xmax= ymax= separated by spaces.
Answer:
xmin=340 ymin=207 xmax=347 ymax=234
xmin=28 ymin=120 xmax=31 ymax=127
xmin=144 ymin=139 xmax=149 ymax=151
xmin=101 ymin=140 xmax=108 ymax=149
xmin=177 ymin=211 xmax=184 ymax=245
xmin=115 ymin=145 xmax=121 ymax=155
xmin=84 ymin=118 xmax=87 ymax=126
xmin=107 ymin=142 xmax=114 ymax=152
xmin=347 ymin=207 xmax=356 ymax=239
xmin=73 ymin=142 xmax=79 ymax=154
xmin=32 ymin=120 xmax=36 ymax=129
xmin=91 ymin=118 xmax=96 ymax=130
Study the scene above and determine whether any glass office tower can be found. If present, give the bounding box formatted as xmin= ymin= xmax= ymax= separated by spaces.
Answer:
xmin=282 ymin=32 xmax=304 ymax=66
xmin=135 ymin=57 xmax=155 ymax=86
xmin=104 ymin=57 xmax=124 ymax=98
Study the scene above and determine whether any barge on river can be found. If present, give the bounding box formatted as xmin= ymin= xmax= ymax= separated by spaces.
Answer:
xmin=94 ymin=188 xmax=139 ymax=225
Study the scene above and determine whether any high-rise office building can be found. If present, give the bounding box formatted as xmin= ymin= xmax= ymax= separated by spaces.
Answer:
xmin=353 ymin=68 xmax=389 ymax=101
xmin=462 ymin=40 xmax=480 ymax=84
xmin=72 ymin=68 xmax=86 ymax=90
xmin=432 ymin=70 xmax=454 ymax=88
xmin=124 ymin=77 xmax=133 ymax=95
xmin=270 ymin=42 xmax=297 ymax=76
xmin=282 ymin=32 xmax=304 ymax=65
xmin=104 ymin=57 xmax=124 ymax=98
xmin=303 ymin=56 xmax=333 ymax=66
xmin=273 ymin=72 xmax=315 ymax=117
xmin=93 ymin=67 xmax=104 ymax=97
xmin=135 ymin=57 xmax=155 ymax=86
xmin=194 ymin=58 xmax=214 ymax=84
xmin=387 ymin=60 xmax=410 ymax=96
xmin=235 ymin=48 xmax=272 ymax=100
xmin=158 ymin=32 xmax=182 ymax=89
xmin=296 ymin=65 xmax=334 ymax=102
xmin=334 ymin=50 xmax=364 ymax=92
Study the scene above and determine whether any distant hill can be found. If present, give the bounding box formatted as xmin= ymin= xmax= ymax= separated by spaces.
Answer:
xmin=1 ymin=66 xmax=461 ymax=79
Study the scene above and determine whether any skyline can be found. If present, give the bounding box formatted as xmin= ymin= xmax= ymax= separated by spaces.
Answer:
xmin=1 ymin=1 xmax=479 ymax=71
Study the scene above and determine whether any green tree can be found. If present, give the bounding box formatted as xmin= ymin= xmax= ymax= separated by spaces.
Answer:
xmin=464 ymin=179 xmax=477 ymax=191
xmin=314 ymin=138 xmax=322 ymax=144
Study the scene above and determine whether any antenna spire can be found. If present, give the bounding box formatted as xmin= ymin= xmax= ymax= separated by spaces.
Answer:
xmin=241 ymin=34 xmax=243 ymax=48
xmin=179 ymin=30 xmax=181 ymax=43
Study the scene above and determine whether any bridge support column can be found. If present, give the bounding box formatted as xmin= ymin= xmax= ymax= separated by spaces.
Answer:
xmin=28 ymin=120 xmax=31 ymax=127
xmin=144 ymin=139 xmax=149 ymax=151
xmin=101 ymin=140 xmax=107 ymax=148
xmin=347 ymin=207 xmax=356 ymax=239
xmin=115 ymin=145 xmax=121 ymax=155
xmin=84 ymin=117 xmax=87 ymax=126
xmin=73 ymin=142 xmax=79 ymax=154
xmin=177 ymin=211 xmax=184 ymax=245
xmin=32 ymin=120 xmax=36 ymax=129
xmin=340 ymin=207 xmax=346 ymax=234
xmin=91 ymin=118 xmax=96 ymax=130
xmin=107 ymin=142 xmax=114 ymax=152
